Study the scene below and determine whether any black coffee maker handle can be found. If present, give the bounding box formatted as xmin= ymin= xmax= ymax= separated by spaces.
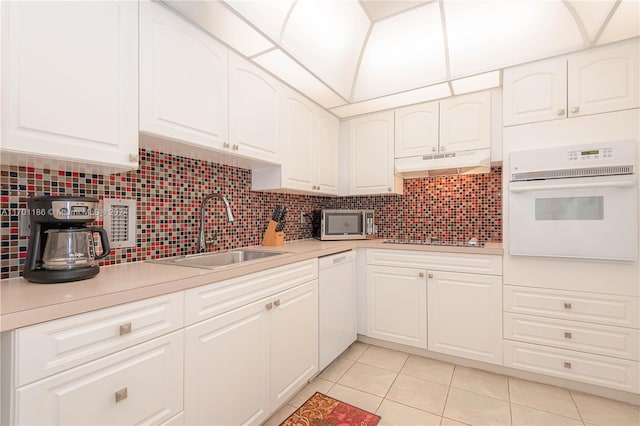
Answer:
xmin=90 ymin=227 xmax=111 ymax=260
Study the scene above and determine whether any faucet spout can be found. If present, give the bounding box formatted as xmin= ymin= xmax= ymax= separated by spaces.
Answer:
xmin=198 ymin=193 xmax=234 ymax=253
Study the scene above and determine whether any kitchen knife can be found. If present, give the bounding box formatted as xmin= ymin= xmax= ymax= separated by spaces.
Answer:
xmin=276 ymin=206 xmax=288 ymax=232
xmin=272 ymin=205 xmax=282 ymax=222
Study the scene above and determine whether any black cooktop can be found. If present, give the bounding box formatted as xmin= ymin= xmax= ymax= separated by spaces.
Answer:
xmin=383 ymin=238 xmax=484 ymax=248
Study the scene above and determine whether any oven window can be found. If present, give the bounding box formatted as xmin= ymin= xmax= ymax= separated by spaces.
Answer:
xmin=325 ymin=214 xmax=363 ymax=235
xmin=535 ymin=196 xmax=604 ymax=220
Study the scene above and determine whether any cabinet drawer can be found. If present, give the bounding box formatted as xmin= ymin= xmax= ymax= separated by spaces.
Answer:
xmin=185 ymin=259 xmax=318 ymax=325
xmin=14 ymin=330 xmax=183 ymax=426
xmin=504 ymin=285 xmax=639 ymax=328
xmin=14 ymin=292 xmax=184 ymax=387
xmin=367 ymin=249 xmax=501 ymax=275
xmin=503 ymin=340 xmax=639 ymax=393
xmin=504 ymin=313 xmax=640 ymax=361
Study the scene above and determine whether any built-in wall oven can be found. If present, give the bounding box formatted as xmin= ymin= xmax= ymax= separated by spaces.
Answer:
xmin=509 ymin=140 xmax=637 ymax=261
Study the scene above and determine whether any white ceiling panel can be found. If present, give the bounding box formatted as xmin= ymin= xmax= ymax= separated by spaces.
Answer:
xmin=330 ymin=83 xmax=450 ymax=118
xmin=446 ymin=0 xmax=584 ymax=78
xmin=566 ymin=0 xmax=616 ymax=43
xmin=354 ymin=2 xmax=446 ymax=101
xmin=163 ymin=1 xmax=273 ymax=57
xmin=281 ymin=0 xmax=370 ymax=99
xmin=598 ymin=0 xmax=640 ymax=45
xmin=224 ymin=0 xmax=294 ymax=41
xmin=451 ymin=71 xmax=501 ymax=95
xmin=359 ymin=0 xmax=430 ymax=21
xmin=253 ymin=49 xmax=346 ymax=109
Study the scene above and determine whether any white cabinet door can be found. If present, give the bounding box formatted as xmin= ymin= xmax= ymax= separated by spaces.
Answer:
xmin=184 ymin=298 xmax=269 ymax=426
xmin=439 ymin=91 xmax=491 ymax=152
xmin=15 ymin=331 xmax=183 ymax=426
xmin=394 ymin=101 xmax=439 ymax=157
xmin=139 ymin=1 xmax=228 ymax=150
xmin=348 ymin=111 xmax=400 ymax=195
xmin=228 ymin=53 xmax=280 ymax=163
xmin=427 ymin=271 xmax=502 ymax=364
xmin=1 ymin=1 xmax=138 ymax=170
xmin=568 ymin=41 xmax=639 ymax=118
xmin=366 ymin=266 xmax=427 ymax=348
xmin=503 ymin=57 xmax=567 ymax=126
xmin=281 ymin=89 xmax=314 ymax=191
xmin=313 ymin=109 xmax=339 ymax=195
xmin=270 ymin=280 xmax=318 ymax=411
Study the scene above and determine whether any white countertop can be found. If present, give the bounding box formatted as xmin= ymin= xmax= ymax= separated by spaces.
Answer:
xmin=0 ymin=239 xmax=502 ymax=331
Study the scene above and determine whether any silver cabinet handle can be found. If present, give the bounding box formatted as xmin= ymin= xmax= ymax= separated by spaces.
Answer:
xmin=223 ymin=141 xmax=230 ymax=148
xmin=418 ymin=272 xmax=425 ymax=278
xmin=440 ymin=146 xmax=446 ymax=151
xmin=232 ymin=144 xmax=239 ymax=151
xmin=428 ymin=273 xmax=433 ymax=279
xmin=564 ymin=302 xmax=572 ymax=309
xmin=564 ymin=332 xmax=572 ymax=339
xmin=431 ymin=147 xmax=437 ymax=152
xmin=115 ymin=387 xmax=128 ymax=403
xmin=571 ymin=106 xmax=579 ymax=113
xmin=119 ymin=323 xmax=132 ymax=336
xmin=316 ymin=185 xmax=320 ymax=191
xmin=274 ymin=299 xmax=281 ymax=307
xmin=129 ymin=153 xmax=139 ymax=162
xmin=387 ymin=187 xmax=392 ymax=192
xmin=557 ymin=109 xmax=565 ymax=116
xmin=563 ymin=361 xmax=572 ymax=369
xmin=266 ymin=302 xmax=273 ymax=310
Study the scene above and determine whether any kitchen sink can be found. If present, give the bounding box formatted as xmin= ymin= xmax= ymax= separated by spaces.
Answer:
xmin=150 ymin=249 xmax=286 ymax=270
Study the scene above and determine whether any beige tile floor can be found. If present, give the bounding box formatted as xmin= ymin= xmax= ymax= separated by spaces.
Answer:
xmin=264 ymin=342 xmax=640 ymax=426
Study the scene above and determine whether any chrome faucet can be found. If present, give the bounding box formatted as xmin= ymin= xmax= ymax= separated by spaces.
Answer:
xmin=198 ymin=193 xmax=235 ymax=253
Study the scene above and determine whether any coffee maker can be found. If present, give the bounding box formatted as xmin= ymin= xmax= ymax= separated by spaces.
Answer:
xmin=24 ymin=196 xmax=111 ymax=284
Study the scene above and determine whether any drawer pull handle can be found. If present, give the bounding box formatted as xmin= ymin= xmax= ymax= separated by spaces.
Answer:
xmin=274 ymin=299 xmax=281 ymax=307
xmin=563 ymin=361 xmax=572 ymax=369
xmin=427 ymin=273 xmax=433 ymax=279
xmin=557 ymin=108 xmax=565 ymax=116
xmin=571 ymin=106 xmax=579 ymax=114
xmin=563 ymin=302 xmax=572 ymax=309
xmin=115 ymin=387 xmax=128 ymax=403
xmin=266 ymin=302 xmax=273 ymax=310
xmin=419 ymin=272 xmax=425 ymax=278
xmin=564 ymin=332 xmax=572 ymax=339
xmin=119 ymin=323 xmax=132 ymax=336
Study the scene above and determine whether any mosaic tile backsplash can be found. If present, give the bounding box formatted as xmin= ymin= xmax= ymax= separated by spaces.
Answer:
xmin=1 ymin=149 xmax=501 ymax=279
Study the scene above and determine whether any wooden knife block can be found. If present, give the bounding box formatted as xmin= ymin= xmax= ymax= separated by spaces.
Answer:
xmin=262 ymin=220 xmax=284 ymax=246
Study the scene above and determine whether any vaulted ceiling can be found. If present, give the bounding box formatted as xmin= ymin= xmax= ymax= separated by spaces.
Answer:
xmin=165 ymin=0 xmax=640 ymax=117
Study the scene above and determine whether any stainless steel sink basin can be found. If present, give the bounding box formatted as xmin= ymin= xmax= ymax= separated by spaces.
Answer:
xmin=149 ymin=249 xmax=286 ymax=270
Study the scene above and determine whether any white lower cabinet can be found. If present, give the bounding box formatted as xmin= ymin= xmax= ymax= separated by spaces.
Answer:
xmin=185 ymin=296 xmax=270 ymax=426
xmin=14 ymin=330 xmax=184 ymax=426
xmin=184 ymin=280 xmax=318 ymax=425
xmin=364 ymin=250 xmax=503 ymax=359
xmin=428 ymin=271 xmax=502 ymax=364
xmin=366 ymin=265 xmax=427 ymax=348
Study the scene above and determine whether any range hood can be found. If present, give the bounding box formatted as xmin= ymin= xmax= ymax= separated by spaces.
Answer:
xmin=395 ymin=148 xmax=491 ymax=178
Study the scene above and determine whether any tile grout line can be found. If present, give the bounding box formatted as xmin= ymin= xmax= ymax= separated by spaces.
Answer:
xmin=568 ymin=391 xmax=587 ymax=426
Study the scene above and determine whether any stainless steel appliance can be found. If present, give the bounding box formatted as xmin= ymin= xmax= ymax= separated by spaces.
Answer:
xmin=24 ymin=196 xmax=111 ymax=283
xmin=313 ymin=209 xmax=375 ymax=240
xmin=508 ymin=140 xmax=637 ymax=261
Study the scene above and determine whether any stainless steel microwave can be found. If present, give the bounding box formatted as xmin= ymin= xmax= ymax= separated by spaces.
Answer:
xmin=313 ymin=209 xmax=375 ymax=240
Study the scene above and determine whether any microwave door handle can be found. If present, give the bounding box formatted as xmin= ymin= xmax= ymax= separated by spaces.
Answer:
xmin=510 ymin=179 xmax=636 ymax=193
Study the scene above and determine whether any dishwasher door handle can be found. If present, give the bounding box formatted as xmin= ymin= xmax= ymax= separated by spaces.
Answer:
xmin=332 ymin=256 xmax=348 ymax=264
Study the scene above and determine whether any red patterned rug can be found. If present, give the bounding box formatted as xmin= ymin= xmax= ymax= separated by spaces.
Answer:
xmin=280 ymin=391 xmax=381 ymax=426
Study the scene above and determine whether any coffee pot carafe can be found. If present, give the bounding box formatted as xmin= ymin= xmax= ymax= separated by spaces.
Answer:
xmin=24 ymin=196 xmax=111 ymax=284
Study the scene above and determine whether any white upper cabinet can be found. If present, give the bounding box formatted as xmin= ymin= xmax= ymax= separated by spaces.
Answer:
xmin=280 ymin=87 xmax=315 ymax=191
xmin=504 ymin=39 xmax=639 ymax=126
xmin=348 ymin=111 xmax=402 ymax=195
xmin=0 ymin=1 xmax=138 ymax=172
xmin=313 ymin=109 xmax=339 ymax=195
xmin=568 ymin=41 xmax=639 ymax=118
xmin=228 ymin=53 xmax=280 ymax=163
xmin=439 ymin=91 xmax=491 ymax=152
xmin=395 ymin=102 xmax=439 ymax=158
xmin=139 ymin=1 xmax=228 ymax=151
xmin=502 ymin=57 xmax=567 ymax=126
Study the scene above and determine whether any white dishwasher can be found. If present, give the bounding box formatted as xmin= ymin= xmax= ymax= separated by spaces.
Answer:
xmin=318 ymin=250 xmax=357 ymax=371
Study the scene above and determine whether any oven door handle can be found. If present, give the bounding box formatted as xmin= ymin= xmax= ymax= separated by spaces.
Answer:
xmin=509 ymin=178 xmax=636 ymax=193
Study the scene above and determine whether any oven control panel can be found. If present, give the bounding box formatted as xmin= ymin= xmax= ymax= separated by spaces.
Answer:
xmin=568 ymin=147 xmax=613 ymax=161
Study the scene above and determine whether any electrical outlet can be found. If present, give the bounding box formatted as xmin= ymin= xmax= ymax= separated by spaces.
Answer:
xmin=300 ymin=212 xmax=306 ymax=224
xmin=19 ymin=213 xmax=31 ymax=237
